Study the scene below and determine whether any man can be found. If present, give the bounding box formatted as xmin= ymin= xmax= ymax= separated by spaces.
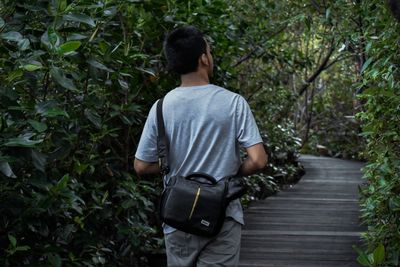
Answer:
xmin=134 ymin=26 xmax=267 ymax=267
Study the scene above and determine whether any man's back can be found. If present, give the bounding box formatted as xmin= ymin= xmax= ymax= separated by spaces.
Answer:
xmin=163 ymin=84 xmax=258 ymax=181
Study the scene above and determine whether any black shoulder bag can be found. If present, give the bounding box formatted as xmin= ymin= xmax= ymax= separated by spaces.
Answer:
xmin=156 ymin=97 xmax=247 ymax=237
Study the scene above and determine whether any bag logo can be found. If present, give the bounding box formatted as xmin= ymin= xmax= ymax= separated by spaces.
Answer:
xmin=201 ymin=220 xmax=210 ymax=227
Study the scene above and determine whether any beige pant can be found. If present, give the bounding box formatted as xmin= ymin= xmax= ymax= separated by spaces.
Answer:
xmin=164 ymin=218 xmax=242 ymax=267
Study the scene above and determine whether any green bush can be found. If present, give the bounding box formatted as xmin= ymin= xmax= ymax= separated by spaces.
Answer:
xmin=354 ymin=1 xmax=400 ymax=266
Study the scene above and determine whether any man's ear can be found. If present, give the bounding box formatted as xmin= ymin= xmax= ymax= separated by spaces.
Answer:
xmin=200 ymin=53 xmax=209 ymax=66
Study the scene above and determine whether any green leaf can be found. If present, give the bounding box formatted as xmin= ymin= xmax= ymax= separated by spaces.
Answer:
xmin=325 ymin=8 xmax=331 ymax=20
xmin=118 ymin=79 xmax=129 ymax=90
xmin=50 ymin=67 xmax=76 ymax=90
xmin=74 ymin=162 xmax=88 ymax=175
xmin=392 ymin=250 xmax=399 ymax=266
xmin=361 ymin=58 xmax=373 ymax=73
xmin=43 ymin=107 xmax=69 ymax=118
xmin=119 ymin=114 xmax=133 ymax=125
xmin=84 ymin=109 xmax=102 ymax=129
xmin=31 ymin=149 xmax=47 ymax=173
xmin=0 ymin=17 xmax=5 ymax=28
xmin=121 ymin=199 xmax=135 ymax=209
xmin=365 ymin=42 xmax=372 ymax=53
xmin=47 ymin=253 xmax=62 ymax=267
xmin=28 ymin=120 xmax=48 ymax=132
xmin=373 ymin=244 xmax=385 ymax=264
xmin=67 ymin=33 xmax=88 ymax=41
xmin=35 ymin=101 xmax=69 ymax=118
xmin=18 ymin=38 xmax=30 ymax=50
xmin=8 ymin=235 xmax=17 ymax=247
xmin=87 ymin=59 xmax=114 ymax=72
xmin=136 ymin=67 xmax=156 ymax=76
xmin=353 ymin=245 xmax=371 ymax=266
xmin=357 ymin=254 xmax=371 ymax=266
xmin=48 ymin=28 xmax=59 ymax=46
xmin=59 ymin=41 xmax=81 ymax=54
xmin=41 ymin=30 xmax=59 ymax=49
xmin=63 ymin=13 xmax=96 ymax=27
xmin=23 ymin=63 xmax=43 ymax=72
xmin=0 ymin=161 xmax=16 ymax=178
xmin=101 ymin=191 xmax=109 ymax=204
xmin=49 ymin=145 xmax=71 ymax=161
xmin=56 ymin=174 xmax=70 ymax=191
xmin=6 ymin=70 xmax=23 ymax=82
xmin=15 ymin=246 xmax=30 ymax=251
xmin=367 ymin=253 xmax=374 ymax=264
xmin=95 ymin=256 xmax=105 ymax=264
xmin=58 ymin=0 xmax=67 ymax=11
xmin=0 ymin=31 xmax=23 ymax=42
xmin=3 ymin=133 xmax=43 ymax=147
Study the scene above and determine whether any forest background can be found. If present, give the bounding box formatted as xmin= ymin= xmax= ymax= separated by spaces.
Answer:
xmin=0 ymin=0 xmax=399 ymax=266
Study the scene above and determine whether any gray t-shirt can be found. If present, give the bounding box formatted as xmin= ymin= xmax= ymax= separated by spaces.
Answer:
xmin=135 ymin=84 xmax=263 ymax=234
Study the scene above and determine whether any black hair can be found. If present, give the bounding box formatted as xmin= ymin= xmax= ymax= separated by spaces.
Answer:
xmin=389 ymin=0 xmax=400 ymax=22
xmin=163 ymin=26 xmax=207 ymax=75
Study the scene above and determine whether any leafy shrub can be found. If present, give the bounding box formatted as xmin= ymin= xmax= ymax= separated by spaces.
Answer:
xmin=354 ymin=1 xmax=400 ymax=266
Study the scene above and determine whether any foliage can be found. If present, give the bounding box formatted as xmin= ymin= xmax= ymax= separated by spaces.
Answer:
xmin=0 ymin=0 xmax=170 ymax=265
xmin=300 ymin=65 xmax=366 ymax=159
xmin=354 ymin=1 xmax=400 ymax=266
xmin=353 ymin=244 xmax=387 ymax=267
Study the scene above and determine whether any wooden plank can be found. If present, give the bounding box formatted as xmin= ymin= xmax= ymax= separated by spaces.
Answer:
xmin=239 ymin=259 xmax=362 ymax=267
xmin=299 ymin=179 xmax=362 ymax=184
xmin=244 ymin=224 xmax=364 ymax=232
xmin=275 ymin=192 xmax=361 ymax=198
xmin=264 ymin=196 xmax=359 ymax=202
xmin=243 ymin=216 xmax=364 ymax=226
xmin=240 ymin=251 xmax=358 ymax=261
xmin=242 ymin=230 xmax=363 ymax=237
xmin=247 ymin=204 xmax=362 ymax=209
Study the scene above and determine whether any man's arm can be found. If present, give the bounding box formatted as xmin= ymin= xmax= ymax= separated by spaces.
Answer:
xmin=134 ymin=158 xmax=160 ymax=177
xmin=134 ymin=100 xmax=160 ymax=178
xmin=236 ymin=143 xmax=268 ymax=177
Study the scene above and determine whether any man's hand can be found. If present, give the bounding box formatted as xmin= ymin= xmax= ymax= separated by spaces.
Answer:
xmin=236 ymin=143 xmax=268 ymax=177
xmin=134 ymin=158 xmax=160 ymax=177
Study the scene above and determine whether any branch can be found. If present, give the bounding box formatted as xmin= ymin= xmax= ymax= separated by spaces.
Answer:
xmin=119 ymin=12 xmax=128 ymax=51
xmin=42 ymin=71 xmax=49 ymax=101
xmin=297 ymin=42 xmax=335 ymax=97
xmin=310 ymin=0 xmax=322 ymax=13
xmin=301 ymin=84 xmax=316 ymax=146
xmin=246 ymin=84 xmax=264 ymax=102
xmin=232 ymin=26 xmax=287 ymax=68
xmin=232 ymin=47 xmax=260 ymax=68
xmin=323 ymin=54 xmax=354 ymax=70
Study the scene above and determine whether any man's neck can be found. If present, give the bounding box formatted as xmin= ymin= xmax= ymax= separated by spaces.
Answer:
xmin=180 ymin=71 xmax=210 ymax=87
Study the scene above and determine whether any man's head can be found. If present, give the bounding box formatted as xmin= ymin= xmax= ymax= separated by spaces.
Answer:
xmin=389 ymin=0 xmax=400 ymax=22
xmin=164 ymin=26 xmax=213 ymax=77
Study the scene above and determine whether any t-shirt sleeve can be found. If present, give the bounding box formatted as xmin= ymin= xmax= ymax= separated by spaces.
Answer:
xmin=235 ymin=95 xmax=263 ymax=148
xmin=135 ymin=100 xmax=159 ymax=162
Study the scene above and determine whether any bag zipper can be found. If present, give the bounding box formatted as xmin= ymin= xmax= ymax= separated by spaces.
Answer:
xmin=189 ymin=187 xmax=201 ymax=220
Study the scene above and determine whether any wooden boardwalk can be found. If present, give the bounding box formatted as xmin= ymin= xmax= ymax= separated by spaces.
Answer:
xmin=239 ymin=155 xmax=367 ymax=267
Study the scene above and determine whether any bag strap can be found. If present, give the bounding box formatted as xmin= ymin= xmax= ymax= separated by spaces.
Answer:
xmin=156 ymin=98 xmax=170 ymax=175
